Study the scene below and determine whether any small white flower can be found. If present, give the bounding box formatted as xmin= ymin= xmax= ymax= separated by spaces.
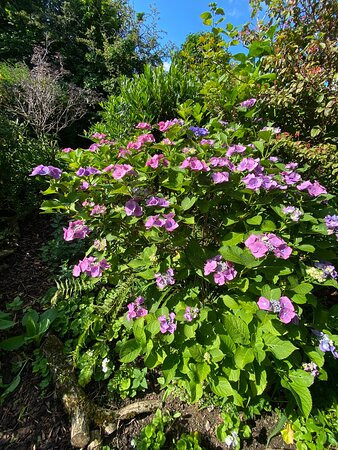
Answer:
xmin=224 ymin=431 xmax=239 ymax=448
xmin=102 ymin=357 xmax=109 ymax=373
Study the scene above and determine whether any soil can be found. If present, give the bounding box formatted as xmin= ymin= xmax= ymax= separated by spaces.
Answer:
xmin=0 ymin=214 xmax=295 ymax=450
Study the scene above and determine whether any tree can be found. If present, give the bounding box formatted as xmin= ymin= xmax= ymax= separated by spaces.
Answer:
xmin=0 ymin=0 xmax=165 ymax=93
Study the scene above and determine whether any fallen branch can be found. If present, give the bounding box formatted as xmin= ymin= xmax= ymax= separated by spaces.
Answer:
xmin=42 ymin=335 xmax=161 ymax=447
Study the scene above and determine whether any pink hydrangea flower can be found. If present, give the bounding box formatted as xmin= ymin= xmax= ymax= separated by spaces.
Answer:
xmin=184 ymin=307 xmax=199 ymax=322
xmin=180 ymin=157 xmax=209 ymax=172
xmin=145 ymin=214 xmax=166 ymax=230
xmin=145 ymin=213 xmax=178 ymax=232
xmin=136 ymin=122 xmax=152 ymax=130
xmin=118 ymin=148 xmax=132 ymax=158
xmin=127 ymin=133 xmax=155 ymax=150
xmin=125 ymin=199 xmax=143 ymax=217
xmin=158 ymin=313 xmax=177 ymax=334
xmin=162 ymin=138 xmax=175 ymax=145
xmin=257 ymin=296 xmax=297 ymax=324
xmin=245 ymin=234 xmax=292 ymax=259
xmin=127 ymin=297 xmax=148 ymax=321
xmin=79 ymin=180 xmax=90 ymax=191
xmin=73 ymin=257 xmax=110 ymax=278
xmin=92 ymin=132 xmax=106 ymax=139
xmin=63 ymin=220 xmax=91 ymax=241
xmin=158 ymin=118 xmax=183 ymax=132
xmin=146 ymin=154 xmax=169 ymax=169
xmin=90 ymin=204 xmax=106 ymax=216
xmin=200 ymin=139 xmax=215 ymax=146
xmin=212 ymin=172 xmax=229 ymax=184
xmin=62 ymin=147 xmax=73 ymax=153
xmin=76 ymin=167 xmax=101 ymax=176
xmin=242 ymin=173 xmax=263 ymax=190
xmin=204 ymin=255 xmax=237 ymax=285
xmin=155 ymin=268 xmax=175 ymax=289
xmin=103 ymin=164 xmax=135 ymax=179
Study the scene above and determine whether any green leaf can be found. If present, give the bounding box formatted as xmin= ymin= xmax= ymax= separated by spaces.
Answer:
xmin=0 ymin=335 xmax=25 ymax=351
xmin=210 ymin=376 xmax=233 ymax=398
xmin=223 ymin=314 xmax=250 ymax=344
xmin=221 ymin=232 xmax=244 ymax=246
xmin=247 ymin=215 xmax=262 ymax=225
xmin=292 ymin=283 xmax=313 ymax=295
xmin=119 ymin=339 xmax=142 ymax=363
xmin=234 ymin=346 xmax=255 ymax=369
xmin=162 ymin=353 xmax=180 ymax=383
xmin=261 ymin=220 xmax=276 ymax=231
xmin=263 ymin=334 xmax=297 ymax=359
xmin=282 ymin=378 xmax=312 ymax=417
xmin=133 ymin=318 xmax=146 ymax=346
xmin=219 ymin=246 xmax=261 ymax=268
xmin=196 ymin=362 xmax=210 ymax=382
xmin=0 ymin=319 xmax=15 ymax=330
xmin=296 ymin=244 xmax=315 ymax=253
xmin=181 ymin=196 xmax=197 ymax=211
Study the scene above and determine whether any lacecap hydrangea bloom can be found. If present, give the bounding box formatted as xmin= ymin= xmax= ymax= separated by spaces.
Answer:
xmin=184 ymin=307 xmax=199 ymax=322
xmin=204 ymin=255 xmax=237 ymax=285
xmin=63 ymin=220 xmax=91 ymax=241
xmin=158 ymin=313 xmax=177 ymax=334
xmin=30 ymin=165 xmax=62 ymax=179
xmin=257 ymin=296 xmax=297 ymax=324
xmin=127 ymin=297 xmax=148 ymax=321
xmin=283 ymin=206 xmax=303 ymax=222
xmin=312 ymin=330 xmax=338 ymax=358
xmin=245 ymin=233 xmax=292 ymax=259
xmin=73 ymin=257 xmax=110 ymax=278
xmin=155 ymin=268 xmax=175 ymax=290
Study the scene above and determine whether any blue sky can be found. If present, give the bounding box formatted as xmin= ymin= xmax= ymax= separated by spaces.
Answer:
xmin=131 ymin=0 xmax=253 ymax=48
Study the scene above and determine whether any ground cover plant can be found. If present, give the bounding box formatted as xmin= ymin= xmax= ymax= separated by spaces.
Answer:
xmin=32 ymin=106 xmax=337 ymax=424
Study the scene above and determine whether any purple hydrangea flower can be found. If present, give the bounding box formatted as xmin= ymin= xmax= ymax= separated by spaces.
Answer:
xmin=125 ymin=199 xmax=143 ymax=217
xmin=145 ymin=213 xmax=178 ymax=232
xmin=158 ymin=118 xmax=183 ymax=132
xmin=297 ymin=180 xmax=327 ymax=197
xmin=209 ymin=157 xmax=236 ymax=171
xmin=73 ymin=257 xmax=110 ymax=278
xmin=63 ymin=220 xmax=91 ymax=241
xmin=127 ymin=297 xmax=148 ymax=321
xmin=155 ymin=268 xmax=175 ymax=289
xmin=245 ymin=233 xmax=292 ymax=259
xmin=136 ymin=122 xmax=152 ymax=130
xmin=324 ymin=215 xmax=338 ymax=239
xmin=269 ymin=156 xmax=279 ymax=163
xmin=189 ymin=126 xmax=209 ymax=137
xmin=242 ymin=173 xmax=263 ymax=190
xmin=200 ymin=139 xmax=215 ymax=146
xmin=282 ymin=206 xmax=303 ymax=222
xmin=257 ymin=296 xmax=297 ymax=324
xmin=146 ymin=196 xmax=170 ymax=208
xmin=281 ymin=171 xmax=302 ymax=185
xmin=314 ymin=261 xmax=338 ymax=280
xmin=237 ymin=157 xmax=259 ymax=172
xmin=212 ymin=172 xmax=229 ymax=184
xmin=76 ymin=167 xmax=101 ymax=177
xmin=184 ymin=306 xmax=199 ymax=322
xmin=30 ymin=165 xmax=62 ymax=179
xmin=79 ymin=180 xmax=90 ymax=191
xmin=240 ymin=98 xmax=256 ymax=108
xmin=158 ymin=312 xmax=177 ymax=334
xmin=312 ymin=330 xmax=338 ymax=358
xmin=226 ymin=144 xmax=246 ymax=158
xmin=204 ymin=255 xmax=237 ymax=285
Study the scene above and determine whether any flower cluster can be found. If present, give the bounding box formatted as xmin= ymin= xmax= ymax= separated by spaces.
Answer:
xmin=136 ymin=122 xmax=152 ymax=130
xmin=158 ymin=313 xmax=176 ymax=334
xmin=73 ymin=257 xmax=110 ymax=278
xmin=90 ymin=204 xmax=106 ymax=215
xmin=312 ymin=330 xmax=338 ymax=358
xmin=146 ymin=154 xmax=169 ymax=169
xmin=302 ymin=362 xmax=319 ymax=377
xmin=63 ymin=220 xmax=91 ymax=241
xmin=324 ymin=214 xmax=338 ymax=239
xmin=30 ymin=164 xmax=62 ymax=179
xmin=226 ymin=144 xmax=246 ymax=157
xmin=189 ymin=126 xmax=209 ymax=137
xmin=127 ymin=297 xmax=148 ymax=321
xmin=125 ymin=199 xmax=143 ymax=217
xmin=180 ymin=156 xmax=209 ymax=171
xmin=297 ymin=180 xmax=327 ymax=197
xmin=146 ymin=196 xmax=169 ymax=208
xmin=184 ymin=307 xmax=199 ymax=322
xmin=145 ymin=213 xmax=179 ymax=232
xmin=282 ymin=206 xmax=303 ymax=222
xmin=240 ymin=98 xmax=256 ymax=108
xmin=257 ymin=296 xmax=297 ymax=324
xmin=127 ymin=133 xmax=155 ymax=150
xmin=313 ymin=261 xmax=337 ymax=280
xmin=155 ymin=269 xmax=175 ymax=289
xmin=103 ymin=163 xmax=135 ymax=180
xmin=245 ymin=234 xmax=292 ymax=259
xmin=212 ymin=172 xmax=229 ymax=184
xmin=158 ymin=118 xmax=183 ymax=132
xmin=76 ymin=166 xmax=101 ymax=176
xmin=204 ymin=255 xmax=237 ymax=285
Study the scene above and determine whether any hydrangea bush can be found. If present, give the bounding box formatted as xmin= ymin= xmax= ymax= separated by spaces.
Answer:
xmin=33 ymin=112 xmax=337 ymax=416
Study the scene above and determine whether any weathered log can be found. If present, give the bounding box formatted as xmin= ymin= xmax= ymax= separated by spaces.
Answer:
xmin=42 ymin=335 xmax=161 ymax=447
